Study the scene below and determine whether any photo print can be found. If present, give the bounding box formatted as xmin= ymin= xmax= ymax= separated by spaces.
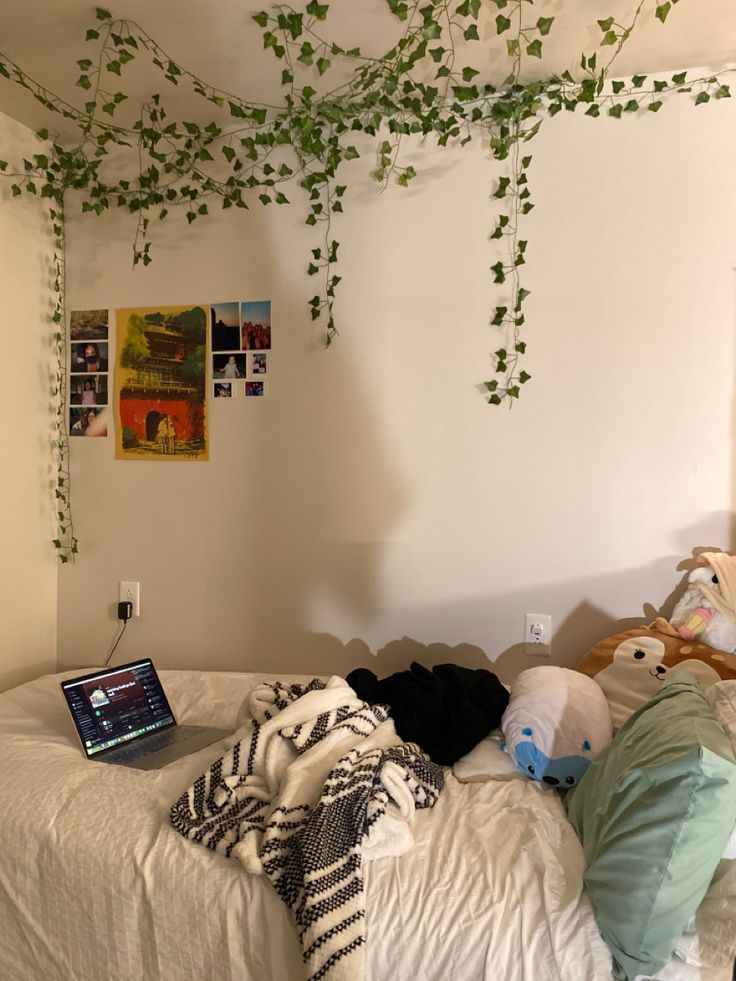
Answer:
xmin=213 ymin=353 xmax=246 ymax=379
xmin=72 ymin=341 xmax=109 ymax=373
xmin=70 ymin=374 xmax=108 ymax=406
xmin=241 ymin=300 xmax=271 ymax=351
xmin=210 ymin=301 xmax=240 ymax=352
xmin=214 ymin=382 xmax=232 ymax=398
xmin=70 ymin=406 xmax=109 ymax=438
xmin=251 ymin=352 xmax=268 ymax=375
xmin=115 ymin=305 xmax=209 ymax=461
xmin=245 ymin=380 xmax=266 ymax=397
xmin=70 ymin=309 xmax=109 ymax=341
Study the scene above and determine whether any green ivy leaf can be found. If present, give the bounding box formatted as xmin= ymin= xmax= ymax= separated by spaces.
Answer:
xmin=86 ymin=28 xmax=100 ymax=40
xmin=601 ymin=31 xmax=617 ymax=46
xmin=463 ymin=24 xmax=479 ymax=41
xmin=655 ymin=3 xmax=671 ymax=23
xmin=252 ymin=11 xmax=269 ymax=27
xmin=695 ymin=91 xmax=710 ymax=105
xmin=95 ymin=7 xmax=112 ymax=19
xmin=306 ymin=0 xmax=329 ymax=19
xmin=597 ymin=17 xmax=614 ymax=31
xmin=526 ymin=39 xmax=542 ymax=58
xmin=496 ymin=15 xmax=511 ymax=34
xmin=536 ymin=17 xmax=554 ymax=36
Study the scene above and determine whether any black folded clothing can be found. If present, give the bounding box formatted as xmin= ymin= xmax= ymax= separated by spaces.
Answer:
xmin=346 ymin=661 xmax=509 ymax=766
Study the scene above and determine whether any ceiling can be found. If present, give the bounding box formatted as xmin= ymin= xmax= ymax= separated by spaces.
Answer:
xmin=0 ymin=0 xmax=734 ymax=140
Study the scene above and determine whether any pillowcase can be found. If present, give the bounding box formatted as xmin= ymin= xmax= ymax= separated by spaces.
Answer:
xmin=565 ymin=675 xmax=736 ymax=981
xmin=501 ymin=666 xmax=612 ymax=789
xmin=575 ymin=627 xmax=736 ymax=730
xmin=673 ymin=680 xmax=736 ymax=969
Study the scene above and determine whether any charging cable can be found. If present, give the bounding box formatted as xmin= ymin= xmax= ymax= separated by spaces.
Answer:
xmin=104 ymin=601 xmax=133 ymax=666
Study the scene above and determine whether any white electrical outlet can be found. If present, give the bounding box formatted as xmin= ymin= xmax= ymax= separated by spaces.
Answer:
xmin=119 ymin=580 xmax=141 ymax=618
xmin=524 ymin=613 xmax=551 ymax=656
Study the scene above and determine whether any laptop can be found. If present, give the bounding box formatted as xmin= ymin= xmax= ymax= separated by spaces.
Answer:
xmin=61 ymin=658 xmax=231 ymax=769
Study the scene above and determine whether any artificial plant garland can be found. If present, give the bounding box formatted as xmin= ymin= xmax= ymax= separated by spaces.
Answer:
xmin=0 ymin=0 xmax=732 ymax=561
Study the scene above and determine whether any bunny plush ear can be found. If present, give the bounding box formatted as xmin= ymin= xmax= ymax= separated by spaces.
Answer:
xmin=582 ymin=740 xmax=592 ymax=751
xmin=522 ymin=727 xmax=533 ymax=736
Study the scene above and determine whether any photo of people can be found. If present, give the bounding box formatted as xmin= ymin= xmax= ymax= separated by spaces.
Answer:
xmin=70 ymin=406 xmax=108 ymax=437
xmin=241 ymin=300 xmax=271 ymax=351
xmin=213 ymin=354 xmax=246 ymax=379
xmin=245 ymin=381 xmax=265 ymax=397
xmin=210 ymin=301 xmax=240 ymax=352
xmin=73 ymin=341 xmax=108 ymax=373
xmin=214 ymin=383 xmax=232 ymax=398
xmin=251 ymin=353 xmax=268 ymax=375
xmin=70 ymin=309 xmax=109 ymax=341
xmin=70 ymin=375 xmax=108 ymax=406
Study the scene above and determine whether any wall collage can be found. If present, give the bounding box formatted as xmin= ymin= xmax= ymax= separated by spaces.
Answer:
xmin=68 ymin=300 xmax=271 ymax=461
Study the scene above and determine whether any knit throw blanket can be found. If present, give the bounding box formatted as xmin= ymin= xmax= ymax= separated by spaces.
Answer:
xmin=170 ymin=677 xmax=444 ymax=981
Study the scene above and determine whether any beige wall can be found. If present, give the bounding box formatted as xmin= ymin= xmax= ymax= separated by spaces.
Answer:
xmin=58 ymin=91 xmax=736 ymax=683
xmin=0 ymin=112 xmax=58 ymax=690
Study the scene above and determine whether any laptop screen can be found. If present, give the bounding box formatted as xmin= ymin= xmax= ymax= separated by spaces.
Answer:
xmin=61 ymin=659 xmax=176 ymax=757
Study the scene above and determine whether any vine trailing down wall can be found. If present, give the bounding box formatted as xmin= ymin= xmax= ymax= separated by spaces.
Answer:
xmin=0 ymin=0 xmax=732 ymax=561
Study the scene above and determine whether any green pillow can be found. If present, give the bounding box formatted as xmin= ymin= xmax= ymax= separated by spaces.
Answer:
xmin=566 ymin=674 xmax=736 ymax=981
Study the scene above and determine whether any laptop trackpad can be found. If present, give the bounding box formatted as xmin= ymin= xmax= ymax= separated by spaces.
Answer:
xmin=116 ymin=727 xmax=231 ymax=769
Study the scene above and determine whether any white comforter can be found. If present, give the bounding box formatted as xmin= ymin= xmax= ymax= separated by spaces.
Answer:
xmin=0 ymin=669 xmax=727 ymax=981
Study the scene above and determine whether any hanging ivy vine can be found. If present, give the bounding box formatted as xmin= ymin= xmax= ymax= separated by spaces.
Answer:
xmin=0 ymin=0 xmax=732 ymax=559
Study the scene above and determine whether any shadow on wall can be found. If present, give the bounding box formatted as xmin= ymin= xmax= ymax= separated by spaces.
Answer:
xmin=265 ymin=525 xmax=736 ymax=686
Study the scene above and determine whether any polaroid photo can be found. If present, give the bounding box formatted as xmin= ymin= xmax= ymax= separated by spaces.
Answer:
xmin=245 ymin=380 xmax=267 ymax=398
xmin=241 ymin=300 xmax=271 ymax=351
xmin=70 ymin=405 xmax=109 ymax=438
xmin=213 ymin=382 xmax=233 ymax=398
xmin=72 ymin=341 xmax=109 ymax=374
xmin=251 ymin=352 xmax=268 ymax=375
xmin=213 ymin=353 xmax=246 ymax=379
xmin=69 ymin=374 xmax=108 ymax=406
xmin=70 ymin=309 xmax=109 ymax=342
xmin=210 ymin=301 xmax=240 ymax=352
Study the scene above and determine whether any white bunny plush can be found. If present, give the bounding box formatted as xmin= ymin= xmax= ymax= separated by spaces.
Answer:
xmin=669 ymin=553 xmax=736 ymax=654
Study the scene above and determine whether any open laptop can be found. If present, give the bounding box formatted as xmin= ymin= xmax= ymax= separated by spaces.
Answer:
xmin=61 ymin=658 xmax=231 ymax=769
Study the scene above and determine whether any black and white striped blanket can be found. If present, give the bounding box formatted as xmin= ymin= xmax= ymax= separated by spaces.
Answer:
xmin=170 ymin=676 xmax=444 ymax=981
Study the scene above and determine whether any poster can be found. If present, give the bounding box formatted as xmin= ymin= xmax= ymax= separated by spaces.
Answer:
xmin=115 ymin=304 xmax=208 ymax=461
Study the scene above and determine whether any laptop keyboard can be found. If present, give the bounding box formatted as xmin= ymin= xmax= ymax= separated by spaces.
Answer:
xmin=107 ymin=725 xmax=207 ymax=762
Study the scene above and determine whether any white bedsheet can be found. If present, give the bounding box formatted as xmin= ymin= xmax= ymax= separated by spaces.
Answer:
xmin=0 ymin=669 xmax=728 ymax=981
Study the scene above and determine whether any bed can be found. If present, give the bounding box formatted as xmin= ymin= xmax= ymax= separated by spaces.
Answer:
xmin=0 ymin=667 xmax=732 ymax=981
